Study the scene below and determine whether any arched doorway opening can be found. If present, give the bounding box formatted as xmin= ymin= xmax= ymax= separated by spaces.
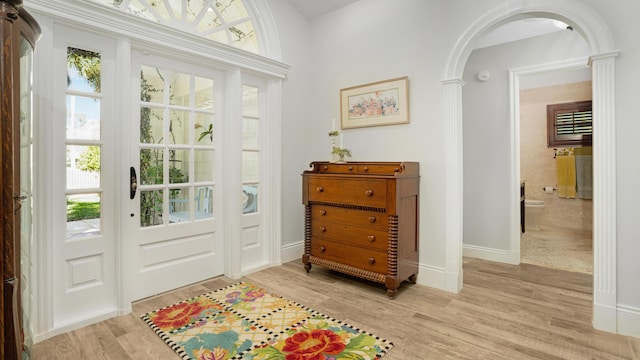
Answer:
xmin=442 ymin=1 xmax=618 ymax=332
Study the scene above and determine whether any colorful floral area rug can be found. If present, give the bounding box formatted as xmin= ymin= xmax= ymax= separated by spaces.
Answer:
xmin=142 ymin=281 xmax=394 ymax=360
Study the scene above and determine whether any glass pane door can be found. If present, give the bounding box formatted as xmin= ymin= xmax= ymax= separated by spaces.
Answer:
xmin=65 ymin=47 xmax=102 ymax=238
xmin=138 ymin=65 xmax=216 ymax=226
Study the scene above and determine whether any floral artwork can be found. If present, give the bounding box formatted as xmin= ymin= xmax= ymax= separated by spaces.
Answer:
xmin=340 ymin=77 xmax=409 ymax=129
xmin=142 ymin=282 xmax=393 ymax=360
xmin=347 ymin=90 xmax=399 ymax=119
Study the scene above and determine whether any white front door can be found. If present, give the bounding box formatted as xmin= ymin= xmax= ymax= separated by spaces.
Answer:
xmin=127 ymin=52 xmax=224 ymax=300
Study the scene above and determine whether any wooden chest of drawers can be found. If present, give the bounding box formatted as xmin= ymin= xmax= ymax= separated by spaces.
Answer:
xmin=302 ymin=161 xmax=419 ymax=298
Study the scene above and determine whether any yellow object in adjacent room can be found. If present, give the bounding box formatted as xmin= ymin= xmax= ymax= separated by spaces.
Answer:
xmin=556 ymin=155 xmax=576 ymax=198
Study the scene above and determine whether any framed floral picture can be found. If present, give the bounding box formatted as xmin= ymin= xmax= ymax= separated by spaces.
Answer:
xmin=340 ymin=76 xmax=409 ymax=129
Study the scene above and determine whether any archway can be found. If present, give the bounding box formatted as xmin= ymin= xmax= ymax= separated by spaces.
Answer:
xmin=442 ymin=0 xmax=619 ymax=332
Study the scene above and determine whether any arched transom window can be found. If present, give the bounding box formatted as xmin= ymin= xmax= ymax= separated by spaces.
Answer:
xmin=88 ymin=0 xmax=259 ymax=53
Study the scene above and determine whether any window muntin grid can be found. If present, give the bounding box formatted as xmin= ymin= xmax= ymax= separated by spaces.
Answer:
xmin=88 ymin=0 xmax=259 ymax=53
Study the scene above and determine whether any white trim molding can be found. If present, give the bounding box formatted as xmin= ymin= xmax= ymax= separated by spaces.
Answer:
xmin=589 ymin=51 xmax=619 ymax=333
xmin=616 ymin=305 xmax=640 ymax=338
xmin=507 ymin=57 xmax=591 ymax=267
xmin=463 ymin=244 xmax=519 ymax=265
xmin=442 ymin=78 xmax=465 ymax=293
xmin=25 ymin=0 xmax=290 ymax=79
xmin=281 ymin=241 xmax=304 ymax=264
xmin=443 ymin=0 xmax=621 ymax=336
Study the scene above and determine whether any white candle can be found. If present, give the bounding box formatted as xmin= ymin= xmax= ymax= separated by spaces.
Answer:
xmin=339 ymin=133 xmax=343 ymax=148
xmin=332 ymin=118 xmax=336 ymax=131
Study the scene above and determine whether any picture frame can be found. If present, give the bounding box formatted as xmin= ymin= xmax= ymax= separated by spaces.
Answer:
xmin=340 ymin=76 xmax=409 ymax=129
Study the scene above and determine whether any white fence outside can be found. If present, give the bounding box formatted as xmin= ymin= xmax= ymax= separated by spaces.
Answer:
xmin=67 ymin=168 xmax=100 ymax=189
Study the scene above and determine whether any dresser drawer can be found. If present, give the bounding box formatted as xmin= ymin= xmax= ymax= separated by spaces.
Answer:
xmin=316 ymin=163 xmax=358 ymax=174
xmin=311 ymin=223 xmax=388 ymax=251
xmin=357 ymin=164 xmax=402 ymax=175
xmin=310 ymin=239 xmax=388 ymax=274
xmin=307 ymin=177 xmax=387 ymax=208
xmin=310 ymin=205 xmax=388 ymax=231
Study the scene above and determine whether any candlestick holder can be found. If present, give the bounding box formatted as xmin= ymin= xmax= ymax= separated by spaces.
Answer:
xmin=329 ymin=131 xmax=340 ymax=163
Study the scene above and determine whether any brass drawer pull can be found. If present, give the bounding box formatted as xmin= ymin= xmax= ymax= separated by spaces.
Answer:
xmin=365 ymin=190 xmax=374 ymax=197
xmin=320 ymin=246 xmax=326 ymax=253
xmin=368 ymin=216 xmax=376 ymax=223
xmin=367 ymin=235 xmax=376 ymax=242
xmin=320 ymin=226 xmax=326 ymax=232
xmin=319 ymin=209 xmax=327 ymax=216
xmin=368 ymin=257 xmax=375 ymax=264
xmin=316 ymin=186 xmax=324 ymax=193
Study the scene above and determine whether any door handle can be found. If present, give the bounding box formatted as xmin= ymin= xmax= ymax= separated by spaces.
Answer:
xmin=130 ymin=167 xmax=137 ymax=199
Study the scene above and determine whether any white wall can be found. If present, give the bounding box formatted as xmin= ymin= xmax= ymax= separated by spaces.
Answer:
xmin=269 ymin=0 xmax=640 ymax=323
xmin=462 ymin=30 xmax=589 ymax=251
xmin=265 ymin=0 xmax=312 ymax=258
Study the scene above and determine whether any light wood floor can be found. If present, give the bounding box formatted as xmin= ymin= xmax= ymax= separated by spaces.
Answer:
xmin=32 ymin=258 xmax=640 ymax=360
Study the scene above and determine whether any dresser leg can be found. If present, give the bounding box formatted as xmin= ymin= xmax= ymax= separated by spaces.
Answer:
xmin=386 ymin=288 xmax=398 ymax=299
xmin=304 ymin=262 xmax=312 ymax=273
xmin=408 ymin=274 xmax=417 ymax=284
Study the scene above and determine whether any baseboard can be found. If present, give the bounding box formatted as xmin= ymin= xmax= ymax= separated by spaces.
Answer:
xmin=616 ymin=305 xmax=640 ymax=338
xmin=281 ymin=241 xmax=447 ymax=291
xmin=34 ymin=307 xmax=119 ymax=343
xmin=281 ymin=240 xmax=304 ymax=263
xmin=463 ymin=244 xmax=519 ymax=265
xmin=415 ymin=263 xmax=446 ymax=291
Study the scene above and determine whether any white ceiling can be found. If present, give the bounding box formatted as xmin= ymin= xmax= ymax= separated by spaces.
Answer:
xmin=285 ymin=0 xmax=359 ymax=19
xmin=285 ymin=2 xmax=568 ymax=50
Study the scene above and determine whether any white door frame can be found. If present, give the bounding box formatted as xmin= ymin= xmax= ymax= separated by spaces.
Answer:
xmin=442 ymin=0 xmax=619 ymax=333
xmin=507 ymin=57 xmax=592 ymax=265
xmin=28 ymin=0 xmax=288 ymax=340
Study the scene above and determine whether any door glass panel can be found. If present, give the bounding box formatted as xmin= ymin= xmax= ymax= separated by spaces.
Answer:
xmin=194 ymin=149 xmax=214 ymax=182
xmin=66 ymin=145 xmax=101 ymax=189
xmin=67 ymin=47 xmax=101 ymax=92
xmin=195 ymin=113 xmax=214 ymax=145
xmin=242 ymin=86 xmax=258 ymax=116
xmin=140 ymin=190 xmax=163 ymax=227
xmin=195 ymin=77 xmax=214 ymax=110
xmin=242 ymin=85 xmax=259 ymax=214
xmin=65 ymin=46 xmax=103 ymax=238
xmin=66 ymin=193 xmax=101 ymax=237
xmin=242 ymin=184 xmax=258 ymax=214
xmin=242 ymin=151 xmax=258 ymax=182
xmin=243 ymin=118 xmax=258 ymax=148
xmin=66 ymin=95 xmax=101 ymax=140
xmin=169 ymin=188 xmax=189 ymax=222
xmin=140 ymin=107 xmax=164 ymax=143
xmin=138 ymin=64 xmax=216 ymax=226
xmin=140 ymin=148 xmax=163 ymax=185
xmin=169 ymin=72 xmax=190 ymax=106
xmin=140 ymin=65 xmax=164 ymax=103
xmin=169 ymin=149 xmax=189 ymax=183
xmin=195 ymin=186 xmax=213 ymax=218
xmin=169 ymin=110 xmax=189 ymax=144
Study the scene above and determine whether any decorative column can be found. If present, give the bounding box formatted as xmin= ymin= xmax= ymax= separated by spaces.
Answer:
xmin=442 ymin=78 xmax=465 ymax=293
xmin=589 ymin=51 xmax=619 ymax=332
xmin=223 ymin=67 xmax=243 ymax=279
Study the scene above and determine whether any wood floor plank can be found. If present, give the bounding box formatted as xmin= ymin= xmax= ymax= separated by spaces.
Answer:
xmin=31 ymin=258 xmax=639 ymax=360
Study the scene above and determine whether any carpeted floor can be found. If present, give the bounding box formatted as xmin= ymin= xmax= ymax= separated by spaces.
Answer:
xmin=520 ymin=226 xmax=593 ymax=274
xmin=142 ymin=281 xmax=393 ymax=359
